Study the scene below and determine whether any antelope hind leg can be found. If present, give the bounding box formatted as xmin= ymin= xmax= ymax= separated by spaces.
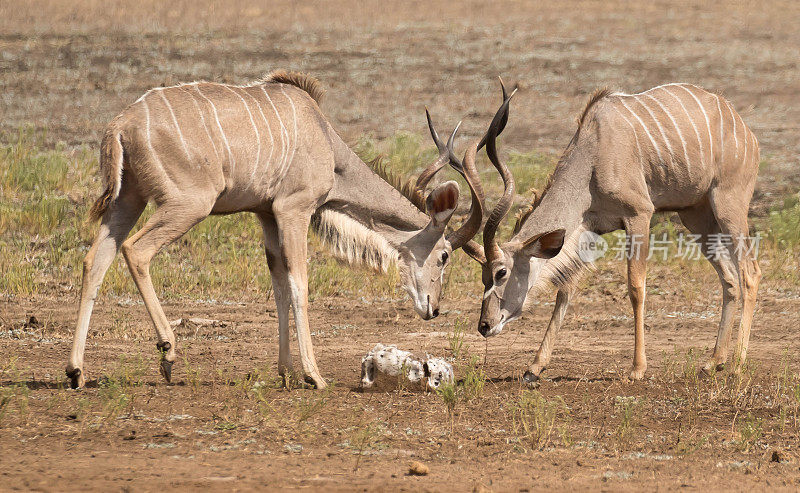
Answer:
xmin=66 ymin=191 xmax=145 ymax=388
xmin=121 ymin=201 xmax=211 ymax=383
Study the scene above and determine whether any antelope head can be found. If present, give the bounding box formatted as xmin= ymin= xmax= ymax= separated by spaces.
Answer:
xmin=471 ymin=86 xmax=566 ymax=337
xmin=398 ymin=110 xmax=487 ymax=320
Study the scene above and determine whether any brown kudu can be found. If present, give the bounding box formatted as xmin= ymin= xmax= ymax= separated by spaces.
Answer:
xmin=67 ymin=71 xmax=506 ymax=389
xmin=467 ymin=83 xmax=760 ymax=383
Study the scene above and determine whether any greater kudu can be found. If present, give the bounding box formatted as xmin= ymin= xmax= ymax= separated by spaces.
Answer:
xmin=66 ymin=71 xmax=495 ymax=389
xmin=470 ymin=83 xmax=761 ymax=382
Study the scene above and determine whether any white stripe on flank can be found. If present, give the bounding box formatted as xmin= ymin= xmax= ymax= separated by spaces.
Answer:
xmin=662 ymin=87 xmax=706 ymax=167
xmin=141 ymin=99 xmax=163 ymax=168
xmin=611 ymin=105 xmax=644 ymax=166
xmin=645 ymin=94 xmax=690 ymax=171
xmin=241 ymin=88 xmax=275 ymax=182
xmin=226 ymin=86 xmax=261 ymax=180
xmin=194 ymin=85 xmax=235 ymax=173
xmin=619 ymin=98 xmax=663 ymax=162
xmin=158 ymin=89 xmax=192 ymax=161
xmin=194 ymin=84 xmax=236 ymax=177
xmin=180 ymin=86 xmax=220 ymax=160
xmin=280 ymin=86 xmax=299 ymax=179
xmin=714 ymin=95 xmax=725 ymax=164
xmin=740 ymin=112 xmax=748 ymax=166
xmin=634 ymin=95 xmax=674 ymax=164
xmin=740 ymin=113 xmax=748 ymax=164
xmin=261 ymin=86 xmax=289 ymax=178
xmin=725 ymin=99 xmax=739 ymax=159
xmin=676 ymin=85 xmax=714 ymax=163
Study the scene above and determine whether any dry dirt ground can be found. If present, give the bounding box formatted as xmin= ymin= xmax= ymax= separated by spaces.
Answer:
xmin=2 ymin=285 xmax=800 ymax=491
xmin=2 ymin=0 xmax=800 ymax=491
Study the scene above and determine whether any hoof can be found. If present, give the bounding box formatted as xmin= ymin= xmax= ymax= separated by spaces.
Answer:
xmin=522 ymin=370 xmax=540 ymax=385
xmin=699 ymin=361 xmax=725 ymax=378
xmin=66 ymin=367 xmax=85 ymax=389
xmin=280 ymin=370 xmax=302 ymax=390
xmin=160 ymin=359 xmax=174 ymax=383
xmin=628 ymin=367 xmax=646 ymax=381
xmin=304 ymin=374 xmax=327 ymax=390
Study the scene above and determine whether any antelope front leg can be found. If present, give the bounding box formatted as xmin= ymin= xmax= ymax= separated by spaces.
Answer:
xmin=523 ymin=288 xmax=572 ymax=384
xmin=259 ymin=215 xmax=295 ymax=384
xmin=733 ymin=258 xmax=761 ymax=371
xmin=275 ymin=208 xmax=327 ymax=389
xmin=269 ymin=267 xmax=294 ymax=382
xmin=700 ymin=252 xmax=739 ymax=375
xmin=625 ymin=215 xmax=651 ymax=381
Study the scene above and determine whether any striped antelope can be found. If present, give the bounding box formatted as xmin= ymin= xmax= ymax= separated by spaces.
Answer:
xmin=471 ymin=83 xmax=761 ymax=382
xmin=66 ymin=71 xmax=492 ymax=390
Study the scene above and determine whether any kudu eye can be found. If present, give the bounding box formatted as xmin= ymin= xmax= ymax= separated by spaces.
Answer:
xmin=495 ymin=267 xmax=508 ymax=281
xmin=441 ymin=251 xmax=449 ymax=264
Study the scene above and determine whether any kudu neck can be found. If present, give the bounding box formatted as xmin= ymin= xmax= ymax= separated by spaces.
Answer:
xmin=515 ymin=153 xmax=593 ymax=242
xmin=325 ymin=132 xmax=431 ymax=245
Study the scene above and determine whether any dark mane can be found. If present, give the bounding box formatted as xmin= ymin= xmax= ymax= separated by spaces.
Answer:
xmin=513 ymin=87 xmax=611 ymax=233
xmin=263 ymin=70 xmax=325 ymax=104
xmin=577 ymin=87 xmax=611 ymax=130
xmin=365 ymin=156 xmax=427 ymax=213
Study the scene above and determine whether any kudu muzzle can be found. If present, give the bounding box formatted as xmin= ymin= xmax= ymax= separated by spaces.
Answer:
xmin=478 ymin=289 xmax=503 ymax=337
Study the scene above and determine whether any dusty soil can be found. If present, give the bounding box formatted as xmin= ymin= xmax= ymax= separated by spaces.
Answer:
xmin=2 ymin=281 xmax=800 ymax=491
xmin=2 ymin=0 xmax=800 ymax=491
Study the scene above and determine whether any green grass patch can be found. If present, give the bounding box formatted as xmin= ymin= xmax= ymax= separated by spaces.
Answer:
xmin=2 ymin=127 xmax=798 ymax=305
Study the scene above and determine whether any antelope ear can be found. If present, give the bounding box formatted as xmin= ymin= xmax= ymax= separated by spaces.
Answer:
xmin=521 ymin=229 xmax=565 ymax=259
xmin=426 ymin=181 xmax=460 ymax=229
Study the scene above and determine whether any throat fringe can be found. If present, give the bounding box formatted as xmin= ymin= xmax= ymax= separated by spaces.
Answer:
xmin=311 ymin=209 xmax=399 ymax=272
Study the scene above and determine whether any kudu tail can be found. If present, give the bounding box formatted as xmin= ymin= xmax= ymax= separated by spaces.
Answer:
xmin=88 ymin=126 xmax=124 ymax=222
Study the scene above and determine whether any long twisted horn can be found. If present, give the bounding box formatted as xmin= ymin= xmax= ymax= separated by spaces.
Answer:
xmin=477 ymin=77 xmax=510 ymax=151
xmin=444 ymin=79 xmax=515 ymax=264
xmin=421 ymin=110 xmax=486 ymax=260
xmin=483 ymin=87 xmax=518 ymax=265
xmin=416 ymin=109 xmax=461 ymax=192
xmin=446 ymin=137 xmax=485 ymax=252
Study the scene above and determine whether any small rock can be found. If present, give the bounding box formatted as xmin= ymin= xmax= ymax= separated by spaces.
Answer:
xmin=408 ymin=461 xmax=429 ymax=476
xmin=144 ymin=442 xmax=175 ymax=449
xmin=284 ymin=443 xmax=303 ymax=454
xmin=602 ymin=471 xmax=632 ymax=480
